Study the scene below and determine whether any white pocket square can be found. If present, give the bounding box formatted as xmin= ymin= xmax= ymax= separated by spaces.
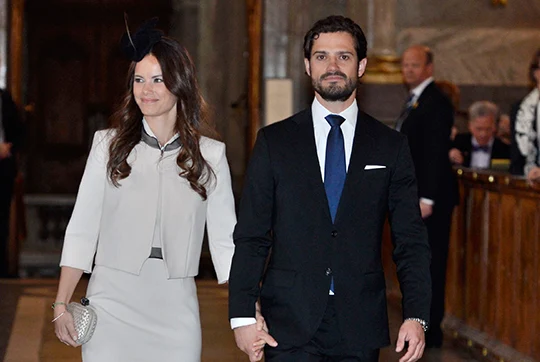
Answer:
xmin=364 ymin=165 xmax=386 ymax=170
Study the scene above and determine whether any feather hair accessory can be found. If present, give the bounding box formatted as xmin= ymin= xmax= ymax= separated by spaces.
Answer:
xmin=120 ymin=16 xmax=163 ymax=62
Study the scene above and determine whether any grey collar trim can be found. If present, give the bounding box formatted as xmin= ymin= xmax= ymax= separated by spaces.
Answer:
xmin=141 ymin=127 xmax=181 ymax=151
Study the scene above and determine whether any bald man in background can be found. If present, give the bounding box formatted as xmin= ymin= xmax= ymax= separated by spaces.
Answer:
xmin=397 ymin=45 xmax=458 ymax=348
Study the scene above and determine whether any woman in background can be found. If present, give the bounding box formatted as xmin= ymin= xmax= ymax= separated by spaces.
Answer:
xmin=514 ymin=48 xmax=540 ymax=181
xmin=51 ymin=19 xmax=238 ymax=361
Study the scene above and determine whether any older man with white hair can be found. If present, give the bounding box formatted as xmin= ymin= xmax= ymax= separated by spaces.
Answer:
xmin=449 ymin=101 xmax=510 ymax=168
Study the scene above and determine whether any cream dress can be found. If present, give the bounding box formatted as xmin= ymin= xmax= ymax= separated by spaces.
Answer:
xmin=71 ymin=124 xmax=235 ymax=362
xmin=82 ymin=259 xmax=201 ymax=362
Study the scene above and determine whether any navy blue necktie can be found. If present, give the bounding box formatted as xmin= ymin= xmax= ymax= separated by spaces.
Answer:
xmin=324 ymin=114 xmax=346 ymax=223
xmin=324 ymin=114 xmax=346 ymax=294
xmin=395 ymin=94 xmax=414 ymax=131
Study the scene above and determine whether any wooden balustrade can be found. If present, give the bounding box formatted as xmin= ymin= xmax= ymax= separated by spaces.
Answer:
xmin=383 ymin=168 xmax=540 ymax=361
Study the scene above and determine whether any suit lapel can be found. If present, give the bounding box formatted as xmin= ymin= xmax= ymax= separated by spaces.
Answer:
xmin=334 ymin=111 xmax=375 ymax=224
xmin=294 ymin=109 xmax=332 ymax=221
xmin=401 ymin=82 xmax=434 ymax=132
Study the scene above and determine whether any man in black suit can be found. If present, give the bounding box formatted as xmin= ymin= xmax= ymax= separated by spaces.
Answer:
xmin=449 ymin=101 xmax=510 ymax=168
xmin=0 ymin=89 xmax=24 ymax=278
xmin=229 ymin=16 xmax=431 ymax=362
xmin=398 ymin=45 xmax=458 ymax=348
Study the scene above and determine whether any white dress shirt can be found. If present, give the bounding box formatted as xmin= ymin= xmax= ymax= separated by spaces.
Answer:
xmin=312 ymin=97 xmax=358 ymax=177
xmin=230 ymin=98 xmax=359 ymax=329
xmin=470 ymin=137 xmax=494 ymax=169
xmin=409 ymin=77 xmax=434 ymax=107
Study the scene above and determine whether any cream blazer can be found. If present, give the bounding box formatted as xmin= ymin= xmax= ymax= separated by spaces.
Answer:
xmin=60 ymin=129 xmax=236 ymax=282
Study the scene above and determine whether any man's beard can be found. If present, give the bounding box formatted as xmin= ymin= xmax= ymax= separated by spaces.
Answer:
xmin=312 ymin=71 xmax=358 ymax=102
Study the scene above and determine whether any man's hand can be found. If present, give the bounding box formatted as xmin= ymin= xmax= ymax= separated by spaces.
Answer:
xmin=395 ymin=319 xmax=425 ymax=362
xmin=0 ymin=142 xmax=12 ymax=159
xmin=419 ymin=201 xmax=433 ymax=219
xmin=527 ymin=166 xmax=540 ymax=183
xmin=448 ymin=148 xmax=463 ymax=165
xmin=234 ymin=323 xmax=277 ymax=362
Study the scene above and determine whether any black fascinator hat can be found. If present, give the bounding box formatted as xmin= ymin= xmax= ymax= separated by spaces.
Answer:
xmin=120 ymin=16 xmax=164 ymax=62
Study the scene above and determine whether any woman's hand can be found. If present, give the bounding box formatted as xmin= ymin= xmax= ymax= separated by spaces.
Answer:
xmin=53 ymin=305 xmax=80 ymax=347
xmin=527 ymin=166 xmax=540 ymax=182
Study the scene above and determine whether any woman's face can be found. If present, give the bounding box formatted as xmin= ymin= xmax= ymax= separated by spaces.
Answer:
xmin=133 ymin=54 xmax=177 ymax=121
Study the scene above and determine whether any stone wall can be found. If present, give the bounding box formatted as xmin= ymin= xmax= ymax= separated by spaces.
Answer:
xmin=396 ymin=0 xmax=540 ymax=86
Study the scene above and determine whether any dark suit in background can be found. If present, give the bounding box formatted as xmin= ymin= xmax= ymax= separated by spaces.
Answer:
xmin=399 ymin=81 xmax=458 ymax=347
xmin=0 ymin=89 xmax=24 ymax=278
xmin=451 ymin=133 xmax=510 ymax=168
xmin=509 ymin=100 xmax=527 ymax=175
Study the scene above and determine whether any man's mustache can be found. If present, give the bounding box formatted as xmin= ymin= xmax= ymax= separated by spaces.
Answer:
xmin=320 ymin=71 xmax=347 ymax=80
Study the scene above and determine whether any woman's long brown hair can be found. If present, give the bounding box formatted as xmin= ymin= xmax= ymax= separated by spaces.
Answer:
xmin=107 ymin=37 xmax=216 ymax=200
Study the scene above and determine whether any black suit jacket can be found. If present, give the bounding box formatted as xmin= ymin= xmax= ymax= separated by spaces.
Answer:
xmin=451 ymin=133 xmax=510 ymax=168
xmin=229 ymin=108 xmax=431 ymax=350
xmin=400 ymin=82 xmax=458 ymax=206
xmin=0 ymin=89 xmax=23 ymax=181
xmin=509 ymin=99 xmax=528 ymax=175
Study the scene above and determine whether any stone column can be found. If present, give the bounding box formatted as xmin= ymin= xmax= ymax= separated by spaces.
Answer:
xmin=359 ymin=0 xmax=402 ymax=83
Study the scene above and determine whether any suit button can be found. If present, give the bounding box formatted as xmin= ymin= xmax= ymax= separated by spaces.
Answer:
xmin=326 ymin=268 xmax=332 ymax=276
xmin=331 ymin=230 xmax=338 ymax=237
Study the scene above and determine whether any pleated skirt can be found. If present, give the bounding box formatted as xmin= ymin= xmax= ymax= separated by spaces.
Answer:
xmin=82 ymin=259 xmax=201 ymax=362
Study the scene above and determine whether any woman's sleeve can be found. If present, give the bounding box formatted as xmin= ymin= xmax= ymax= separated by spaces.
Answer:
xmin=205 ymin=143 xmax=236 ymax=284
xmin=60 ymin=131 xmax=108 ymax=273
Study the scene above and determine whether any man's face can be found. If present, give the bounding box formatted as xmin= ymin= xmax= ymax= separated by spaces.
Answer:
xmin=469 ymin=115 xmax=496 ymax=146
xmin=401 ymin=48 xmax=433 ymax=89
xmin=304 ymin=32 xmax=366 ymax=103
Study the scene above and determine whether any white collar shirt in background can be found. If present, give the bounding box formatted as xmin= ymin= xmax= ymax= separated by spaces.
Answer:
xmin=470 ymin=136 xmax=494 ymax=169
xmin=410 ymin=77 xmax=434 ymax=102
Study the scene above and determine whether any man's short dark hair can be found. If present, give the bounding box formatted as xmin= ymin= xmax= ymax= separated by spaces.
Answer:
xmin=303 ymin=15 xmax=367 ymax=60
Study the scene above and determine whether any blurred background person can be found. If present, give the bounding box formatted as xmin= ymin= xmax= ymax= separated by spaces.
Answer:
xmin=398 ymin=44 xmax=458 ymax=349
xmin=449 ymin=101 xmax=509 ymax=168
xmin=513 ymin=48 xmax=540 ymax=179
xmin=435 ymin=80 xmax=464 ymax=142
xmin=497 ymin=113 xmax=512 ymax=146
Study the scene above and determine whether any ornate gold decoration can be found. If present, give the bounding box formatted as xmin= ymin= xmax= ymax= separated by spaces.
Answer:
xmin=364 ymin=54 xmax=402 ymax=84
xmin=491 ymin=0 xmax=507 ymax=6
xmin=482 ymin=348 xmax=488 ymax=356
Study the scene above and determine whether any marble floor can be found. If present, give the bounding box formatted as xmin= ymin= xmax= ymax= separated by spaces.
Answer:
xmin=0 ymin=278 xmax=478 ymax=362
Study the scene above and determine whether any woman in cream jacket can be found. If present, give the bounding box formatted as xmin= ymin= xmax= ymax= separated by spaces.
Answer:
xmin=51 ymin=21 xmax=237 ymax=362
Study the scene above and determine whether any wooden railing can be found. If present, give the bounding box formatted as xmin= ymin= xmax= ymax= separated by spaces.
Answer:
xmin=444 ymin=168 xmax=539 ymax=361
xmin=383 ymin=168 xmax=539 ymax=361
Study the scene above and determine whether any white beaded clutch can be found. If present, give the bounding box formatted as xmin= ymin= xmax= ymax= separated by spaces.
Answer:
xmin=66 ymin=298 xmax=97 ymax=344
